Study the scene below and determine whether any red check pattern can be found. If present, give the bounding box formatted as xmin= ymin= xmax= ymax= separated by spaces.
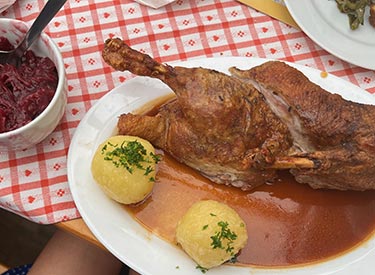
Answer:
xmin=0 ymin=0 xmax=374 ymax=224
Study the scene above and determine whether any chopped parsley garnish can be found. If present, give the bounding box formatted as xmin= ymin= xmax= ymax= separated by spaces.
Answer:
xmin=228 ymin=254 xmax=238 ymax=263
xmin=202 ymin=224 xmax=209 ymax=230
xmin=101 ymin=139 xmax=160 ymax=181
xmin=196 ymin=265 xmax=208 ymax=273
xmin=210 ymin=221 xmax=237 ymax=255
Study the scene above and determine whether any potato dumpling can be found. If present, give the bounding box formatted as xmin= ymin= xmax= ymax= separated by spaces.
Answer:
xmin=176 ymin=200 xmax=248 ymax=269
xmin=91 ymin=135 xmax=160 ymax=204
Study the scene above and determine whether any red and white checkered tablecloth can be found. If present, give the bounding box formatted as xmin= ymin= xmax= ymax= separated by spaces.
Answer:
xmin=0 ymin=0 xmax=374 ymax=225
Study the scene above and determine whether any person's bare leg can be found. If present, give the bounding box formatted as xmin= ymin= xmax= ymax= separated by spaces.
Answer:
xmin=28 ymin=229 xmax=123 ymax=275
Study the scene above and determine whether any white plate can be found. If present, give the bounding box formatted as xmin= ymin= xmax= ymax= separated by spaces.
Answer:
xmin=284 ymin=0 xmax=375 ymax=70
xmin=68 ymin=57 xmax=375 ymax=275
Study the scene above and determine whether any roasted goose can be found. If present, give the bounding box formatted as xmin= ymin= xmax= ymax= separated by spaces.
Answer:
xmin=102 ymin=38 xmax=375 ymax=191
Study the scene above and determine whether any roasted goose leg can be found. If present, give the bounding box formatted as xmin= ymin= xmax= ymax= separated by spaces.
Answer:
xmin=230 ymin=61 xmax=375 ymax=190
xmin=102 ymin=38 xmax=300 ymax=190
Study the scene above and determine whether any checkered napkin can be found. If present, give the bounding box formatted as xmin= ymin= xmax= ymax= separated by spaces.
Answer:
xmin=0 ymin=0 xmax=15 ymax=13
xmin=0 ymin=0 xmax=374 ymax=224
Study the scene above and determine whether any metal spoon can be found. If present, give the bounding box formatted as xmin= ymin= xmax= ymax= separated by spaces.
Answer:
xmin=0 ymin=0 xmax=67 ymax=67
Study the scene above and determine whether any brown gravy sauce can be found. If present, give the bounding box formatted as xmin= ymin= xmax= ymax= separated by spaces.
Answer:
xmin=123 ymin=98 xmax=375 ymax=267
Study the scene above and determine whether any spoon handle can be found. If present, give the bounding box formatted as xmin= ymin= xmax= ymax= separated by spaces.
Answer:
xmin=14 ymin=0 xmax=68 ymax=57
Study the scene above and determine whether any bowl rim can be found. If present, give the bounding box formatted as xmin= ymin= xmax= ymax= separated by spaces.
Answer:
xmin=0 ymin=18 xmax=66 ymax=138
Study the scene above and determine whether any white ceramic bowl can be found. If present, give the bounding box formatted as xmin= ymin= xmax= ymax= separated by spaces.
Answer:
xmin=0 ymin=18 xmax=67 ymax=151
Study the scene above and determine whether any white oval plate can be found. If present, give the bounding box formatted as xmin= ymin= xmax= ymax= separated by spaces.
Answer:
xmin=68 ymin=57 xmax=375 ymax=275
xmin=284 ymin=0 xmax=375 ymax=70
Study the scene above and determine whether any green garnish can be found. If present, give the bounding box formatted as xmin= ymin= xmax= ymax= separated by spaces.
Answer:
xmin=228 ymin=254 xmax=238 ymax=263
xmin=150 ymin=151 xmax=161 ymax=163
xmin=196 ymin=265 xmax=208 ymax=273
xmin=144 ymin=165 xmax=154 ymax=176
xmin=210 ymin=221 xmax=237 ymax=254
xmin=101 ymin=140 xmax=160 ymax=181
xmin=202 ymin=224 xmax=209 ymax=230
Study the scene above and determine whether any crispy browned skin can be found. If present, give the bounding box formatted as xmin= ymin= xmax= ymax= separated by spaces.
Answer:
xmin=230 ymin=61 xmax=375 ymax=190
xmin=103 ymin=38 xmax=294 ymax=190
